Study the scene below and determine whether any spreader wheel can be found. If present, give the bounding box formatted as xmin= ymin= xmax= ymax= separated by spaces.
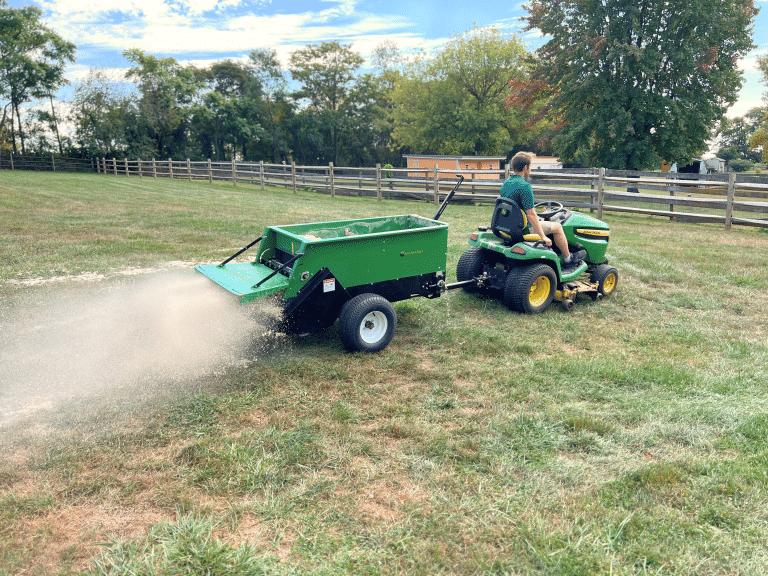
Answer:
xmin=338 ymin=293 xmax=396 ymax=353
xmin=504 ymin=264 xmax=557 ymax=314
xmin=456 ymin=246 xmax=485 ymax=293
xmin=590 ymin=264 xmax=619 ymax=297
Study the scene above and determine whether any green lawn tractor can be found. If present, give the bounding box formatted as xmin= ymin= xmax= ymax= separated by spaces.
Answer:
xmin=456 ymin=197 xmax=619 ymax=313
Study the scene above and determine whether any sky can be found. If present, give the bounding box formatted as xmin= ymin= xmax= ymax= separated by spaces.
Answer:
xmin=6 ymin=0 xmax=768 ymax=117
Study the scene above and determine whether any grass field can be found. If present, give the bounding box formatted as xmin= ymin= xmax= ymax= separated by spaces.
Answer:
xmin=2 ymin=171 xmax=768 ymax=575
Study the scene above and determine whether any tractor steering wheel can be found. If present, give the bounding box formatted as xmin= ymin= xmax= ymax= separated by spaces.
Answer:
xmin=534 ymin=201 xmax=565 ymax=219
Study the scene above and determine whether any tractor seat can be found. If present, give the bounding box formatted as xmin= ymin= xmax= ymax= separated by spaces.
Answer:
xmin=491 ymin=197 xmax=542 ymax=245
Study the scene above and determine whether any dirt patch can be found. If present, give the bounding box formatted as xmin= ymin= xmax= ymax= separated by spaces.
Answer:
xmin=355 ymin=475 xmax=424 ymax=525
xmin=5 ymin=261 xmax=197 ymax=287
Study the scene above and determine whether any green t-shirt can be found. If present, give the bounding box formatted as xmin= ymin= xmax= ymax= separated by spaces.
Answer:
xmin=499 ymin=174 xmax=534 ymax=211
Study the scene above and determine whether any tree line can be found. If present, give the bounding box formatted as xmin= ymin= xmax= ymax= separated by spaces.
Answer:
xmin=1 ymin=0 xmax=766 ymax=171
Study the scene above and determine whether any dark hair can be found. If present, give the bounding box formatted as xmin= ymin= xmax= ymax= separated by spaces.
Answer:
xmin=511 ymin=152 xmax=532 ymax=173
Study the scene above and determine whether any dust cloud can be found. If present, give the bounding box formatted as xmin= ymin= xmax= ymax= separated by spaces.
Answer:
xmin=0 ymin=270 xmax=287 ymax=451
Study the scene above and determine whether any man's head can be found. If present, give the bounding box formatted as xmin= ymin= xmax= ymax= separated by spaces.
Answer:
xmin=511 ymin=152 xmax=532 ymax=174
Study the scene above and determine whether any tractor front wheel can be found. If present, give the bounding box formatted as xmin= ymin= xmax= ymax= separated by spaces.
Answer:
xmin=338 ymin=293 xmax=396 ymax=353
xmin=504 ymin=264 xmax=557 ymax=314
xmin=590 ymin=264 xmax=619 ymax=297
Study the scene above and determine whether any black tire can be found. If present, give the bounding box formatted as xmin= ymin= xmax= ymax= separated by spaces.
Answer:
xmin=504 ymin=264 xmax=557 ymax=314
xmin=590 ymin=264 xmax=619 ymax=297
xmin=456 ymin=246 xmax=485 ymax=293
xmin=338 ymin=293 xmax=396 ymax=352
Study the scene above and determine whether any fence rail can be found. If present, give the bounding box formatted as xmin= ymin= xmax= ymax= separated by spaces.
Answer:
xmin=95 ymin=157 xmax=767 ymax=230
xmin=0 ymin=153 xmax=96 ymax=173
xmin=4 ymin=153 xmax=768 ymax=230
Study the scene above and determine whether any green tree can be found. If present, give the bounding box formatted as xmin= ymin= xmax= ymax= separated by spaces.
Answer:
xmin=289 ymin=41 xmax=364 ymax=165
xmin=338 ymin=72 xmax=390 ymax=166
xmin=522 ymin=0 xmax=758 ymax=169
xmin=749 ymin=55 xmax=768 ymax=162
xmin=69 ymin=68 xmax=139 ymax=157
xmin=247 ymin=48 xmax=292 ymax=163
xmin=391 ymin=27 xmax=529 ymax=156
xmin=190 ymin=60 xmax=263 ymax=161
xmin=123 ymin=48 xmax=200 ymax=159
xmin=365 ymin=41 xmax=408 ymax=166
xmin=0 ymin=0 xmax=75 ymax=154
xmin=715 ymin=107 xmax=765 ymax=166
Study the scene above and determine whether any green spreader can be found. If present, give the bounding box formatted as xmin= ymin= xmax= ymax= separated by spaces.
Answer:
xmin=196 ymin=214 xmax=449 ymax=305
xmin=195 ymin=176 xmax=468 ymax=353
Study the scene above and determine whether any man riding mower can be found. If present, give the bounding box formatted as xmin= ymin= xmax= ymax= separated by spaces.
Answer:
xmin=456 ymin=195 xmax=619 ymax=313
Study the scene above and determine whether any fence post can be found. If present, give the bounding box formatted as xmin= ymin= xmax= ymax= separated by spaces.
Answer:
xmin=113 ymin=158 xmax=117 ymax=176
xmin=208 ymin=159 xmax=212 ymax=183
xmin=725 ymin=171 xmax=736 ymax=230
xmin=289 ymin=161 xmax=296 ymax=194
xmin=152 ymin=158 xmax=156 ymax=178
xmin=597 ymin=167 xmax=605 ymax=221
xmin=169 ymin=158 xmax=174 ymax=179
xmin=51 ymin=154 xmax=55 ymax=172
xmin=433 ymin=164 xmax=439 ymax=207
xmin=124 ymin=158 xmax=129 ymax=176
xmin=10 ymin=152 xmax=13 ymax=171
xmin=259 ymin=161 xmax=265 ymax=189
xmin=668 ymin=173 xmax=676 ymax=220
xmin=187 ymin=158 xmax=192 ymax=181
xmin=138 ymin=158 xmax=143 ymax=178
xmin=329 ymin=162 xmax=335 ymax=197
xmin=376 ymin=163 xmax=382 ymax=201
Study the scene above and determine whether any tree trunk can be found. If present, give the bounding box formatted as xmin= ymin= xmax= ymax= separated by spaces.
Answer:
xmin=1 ymin=103 xmax=12 ymax=152
xmin=49 ymin=96 xmax=64 ymax=155
xmin=14 ymin=102 xmax=25 ymax=155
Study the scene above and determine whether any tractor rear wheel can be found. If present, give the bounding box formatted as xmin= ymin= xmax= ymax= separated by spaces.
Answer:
xmin=338 ymin=293 xmax=396 ymax=353
xmin=590 ymin=264 xmax=619 ymax=297
xmin=504 ymin=264 xmax=557 ymax=314
xmin=456 ymin=247 xmax=485 ymax=293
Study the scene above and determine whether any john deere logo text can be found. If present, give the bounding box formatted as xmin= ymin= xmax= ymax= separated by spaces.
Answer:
xmin=400 ymin=249 xmax=424 ymax=257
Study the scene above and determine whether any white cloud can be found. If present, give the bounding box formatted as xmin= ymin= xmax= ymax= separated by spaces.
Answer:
xmin=726 ymin=98 xmax=764 ymax=118
xmin=38 ymin=0 xmax=416 ymax=61
xmin=739 ymin=49 xmax=768 ymax=73
xmin=40 ymin=0 xmax=264 ymax=18
xmin=41 ymin=0 xmax=173 ymax=20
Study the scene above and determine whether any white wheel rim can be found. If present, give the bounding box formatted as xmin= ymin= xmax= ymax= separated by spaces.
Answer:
xmin=359 ymin=311 xmax=387 ymax=344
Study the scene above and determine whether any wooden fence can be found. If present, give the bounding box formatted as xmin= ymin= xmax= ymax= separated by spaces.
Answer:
xmin=94 ymin=157 xmax=768 ymax=231
xmin=0 ymin=153 xmax=96 ymax=173
xmin=3 ymin=153 xmax=765 ymax=230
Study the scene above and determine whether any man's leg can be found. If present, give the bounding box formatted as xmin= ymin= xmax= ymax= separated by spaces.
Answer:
xmin=539 ymin=221 xmax=570 ymax=258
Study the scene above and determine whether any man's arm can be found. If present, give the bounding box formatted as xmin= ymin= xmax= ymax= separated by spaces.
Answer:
xmin=525 ymin=207 xmax=552 ymax=246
